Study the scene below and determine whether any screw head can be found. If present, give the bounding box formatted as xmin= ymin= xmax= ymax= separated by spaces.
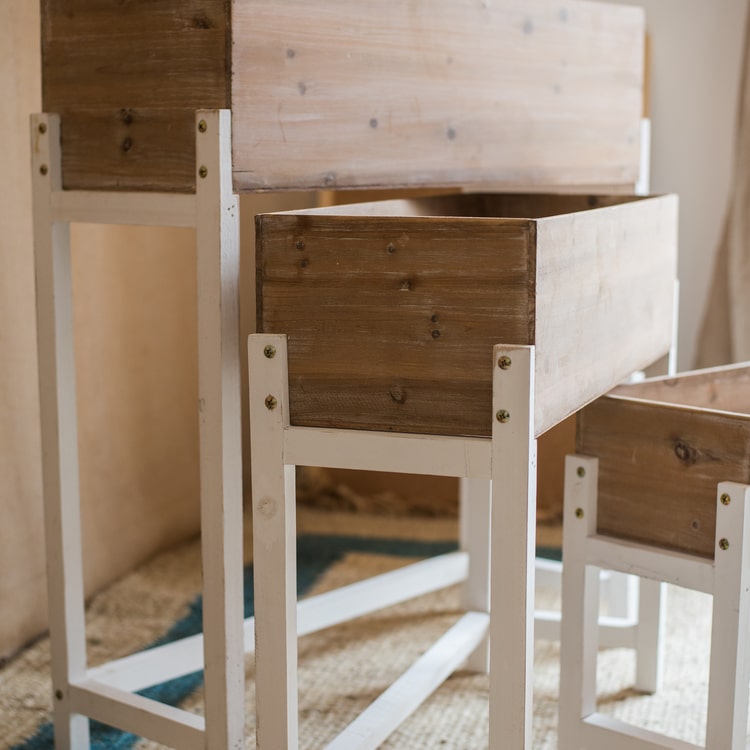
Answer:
xmin=386 ymin=243 xmax=396 ymax=254
xmin=721 ymin=493 xmax=731 ymax=506
xmin=496 ymin=409 xmax=510 ymax=423
xmin=263 ymin=344 xmax=276 ymax=359
xmin=198 ymin=165 xmax=208 ymax=179
xmin=295 ymin=240 xmax=305 ymax=251
xmin=575 ymin=508 xmax=584 ymax=519
xmin=498 ymin=355 xmax=512 ymax=370
xmin=577 ymin=466 xmax=586 ymax=478
xmin=38 ymin=122 xmax=47 ymax=134
xmin=55 ymin=689 xmax=63 ymax=700
xmin=719 ymin=538 xmax=730 ymax=551
xmin=39 ymin=164 xmax=48 ymax=176
xmin=198 ymin=119 xmax=207 ymax=133
xmin=265 ymin=395 xmax=278 ymax=410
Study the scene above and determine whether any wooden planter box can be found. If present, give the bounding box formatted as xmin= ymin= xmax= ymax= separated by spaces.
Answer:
xmin=256 ymin=192 xmax=678 ymax=438
xmin=578 ymin=363 xmax=750 ymax=559
xmin=42 ymin=0 xmax=645 ymax=193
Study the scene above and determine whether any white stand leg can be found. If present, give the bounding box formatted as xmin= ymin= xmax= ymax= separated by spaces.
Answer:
xmin=488 ymin=345 xmax=536 ymax=750
xmin=633 ymin=578 xmax=665 ymax=694
xmin=459 ymin=478 xmax=491 ymax=673
xmin=705 ymin=482 xmax=750 ymax=750
xmin=248 ymin=334 xmax=299 ymax=749
xmin=31 ymin=113 xmax=90 ymax=749
xmin=558 ymin=456 xmax=600 ymax=750
xmin=195 ymin=110 xmax=245 ymax=750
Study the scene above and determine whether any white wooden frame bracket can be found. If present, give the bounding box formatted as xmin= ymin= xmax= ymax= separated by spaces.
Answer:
xmin=559 ymin=453 xmax=750 ymax=750
xmin=31 ymin=110 xmax=246 ymax=750
xmin=248 ymin=336 xmax=541 ymax=750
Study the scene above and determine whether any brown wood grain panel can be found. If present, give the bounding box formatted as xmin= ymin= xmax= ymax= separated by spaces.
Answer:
xmin=533 ymin=194 xmax=678 ymax=434
xmin=57 ymin=109 xmax=198 ymax=192
xmin=257 ymin=207 xmax=534 ymax=436
xmin=610 ymin=363 xmax=750 ymax=415
xmin=579 ymin=396 xmax=750 ymax=558
xmin=232 ymin=0 xmax=645 ymax=191
xmin=41 ymin=0 xmax=229 ymax=191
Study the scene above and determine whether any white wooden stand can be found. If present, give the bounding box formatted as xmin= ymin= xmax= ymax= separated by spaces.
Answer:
xmin=248 ymin=335 xmax=538 ymax=749
xmin=31 ymin=110 xmax=245 ymax=750
xmin=559 ymin=455 xmax=750 ymax=750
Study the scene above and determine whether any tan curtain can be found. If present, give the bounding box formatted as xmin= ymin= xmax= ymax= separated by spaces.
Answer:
xmin=696 ymin=10 xmax=750 ymax=367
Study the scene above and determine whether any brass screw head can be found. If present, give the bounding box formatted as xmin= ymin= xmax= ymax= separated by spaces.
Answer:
xmin=265 ymin=395 xmax=278 ymax=410
xmin=38 ymin=122 xmax=47 ymax=134
xmin=719 ymin=538 xmax=730 ymax=551
xmin=498 ymin=355 xmax=512 ymax=370
xmin=577 ymin=466 xmax=586 ymax=478
xmin=496 ymin=409 xmax=510 ymax=423
xmin=199 ymin=165 xmax=208 ymax=179
xmin=575 ymin=508 xmax=584 ymax=519
xmin=39 ymin=164 xmax=48 ymax=176
xmin=721 ymin=493 xmax=731 ymax=506
xmin=198 ymin=119 xmax=207 ymax=133
xmin=263 ymin=344 xmax=276 ymax=359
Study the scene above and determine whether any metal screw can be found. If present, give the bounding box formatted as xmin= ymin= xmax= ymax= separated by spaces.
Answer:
xmin=496 ymin=409 xmax=510 ymax=423
xmin=498 ymin=355 xmax=512 ymax=370
xmin=577 ymin=466 xmax=586 ymax=478
xmin=721 ymin=493 xmax=731 ymax=506
xmin=575 ymin=508 xmax=584 ymax=519
xmin=295 ymin=240 xmax=305 ymax=251
xmin=198 ymin=119 xmax=207 ymax=133
xmin=386 ymin=243 xmax=396 ymax=254
xmin=199 ymin=165 xmax=208 ymax=179
xmin=55 ymin=689 xmax=63 ymax=700
xmin=38 ymin=122 xmax=47 ymax=134
xmin=719 ymin=538 xmax=730 ymax=551
xmin=263 ymin=345 xmax=276 ymax=359
xmin=39 ymin=164 xmax=48 ymax=176
xmin=265 ymin=395 xmax=278 ymax=410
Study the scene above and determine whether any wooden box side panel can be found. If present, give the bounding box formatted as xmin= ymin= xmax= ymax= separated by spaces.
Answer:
xmin=578 ymin=397 xmax=750 ymax=558
xmin=256 ymin=213 xmax=534 ymax=436
xmin=533 ymin=194 xmax=678 ymax=435
xmin=42 ymin=0 xmax=230 ymax=192
xmin=232 ymin=0 xmax=645 ymax=192
xmin=610 ymin=363 xmax=750 ymax=414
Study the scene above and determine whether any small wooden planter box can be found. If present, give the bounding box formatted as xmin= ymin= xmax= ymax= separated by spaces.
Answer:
xmin=42 ymin=0 xmax=645 ymax=193
xmin=578 ymin=363 xmax=750 ymax=559
xmin=256 ymin=192 xmax=678 ymax=438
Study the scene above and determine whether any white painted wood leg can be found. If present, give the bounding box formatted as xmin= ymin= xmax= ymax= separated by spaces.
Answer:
xmin=633 ymin=578 xmax=665 ymax=694
xmin=558 ymin=455 xmax=600 ymax=750
xmin=705 ymin=482 xmax=750 ymax=750
xmin=195 ymin=110 xmax=245 ymax=750
xmin=248 ymin=334 xmax=299 ymax=750
xmin=488 ymin=345 xmax=536 ymax=750
xmin=459 ymin=477 xmax=491 ymax=673
xmin=31 ymin=113 xmax=90 ymax=749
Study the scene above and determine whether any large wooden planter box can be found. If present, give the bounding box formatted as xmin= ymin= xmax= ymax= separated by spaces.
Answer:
xmin=256 ymin=192 xmax=678 ymax=438
xmin=578 ymin=363 xmax=750 ymax=559
xmin=42 ymin=0 xmax=645 ymax=193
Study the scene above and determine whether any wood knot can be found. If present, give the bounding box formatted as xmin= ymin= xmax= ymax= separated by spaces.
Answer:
xmin=389 ymin=388 xmax=406 ymax=404
xmin=674 ymin=439 xmax=697 ymax=466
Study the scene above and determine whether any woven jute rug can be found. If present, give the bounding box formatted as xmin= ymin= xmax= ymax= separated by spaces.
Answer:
xmin=0 ymin=508 xmax=723 ymax=749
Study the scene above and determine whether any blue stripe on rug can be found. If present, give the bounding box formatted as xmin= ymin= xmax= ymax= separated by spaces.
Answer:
xmin=12 ymin=535 xmax=460 ymax=750
xmin=14 ymin=534 xmax=560 ymax=749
